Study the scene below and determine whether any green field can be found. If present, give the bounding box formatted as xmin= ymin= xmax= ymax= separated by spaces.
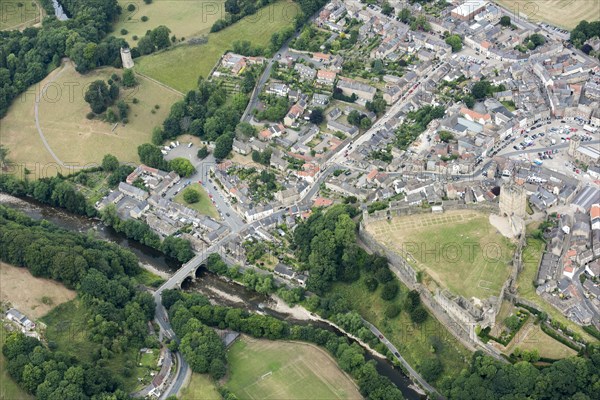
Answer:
xmin=367 ymin=210 xmax=515 ymax=300
xmin=225 ymin=336 xmax=361 ymax=400
xmin=112 ymin=0 xmax=225 ymax=44
xmin=0 ymin=61 xmax=182 ymax=176
xmin=40 ymin=299 xmax=147 ymax=392
xmin=508 ymin=323 xmax=577 ymax=359
xmin=0 ymin=0 xmax=43 ymax=30
xmin=173 ymin=183 xmax=219 ymax=219
xmin=181 ymin=373 xmax=221 ymax=400
xmin=516 ymin=226 xmax=597 ymax=343
xmin=0 ymin=328 xmax=34 ymax=400
xmin=135 ymin=0 xmax=298 ymax=92
xmin=333 ymin=275 xmax=471 ymax=385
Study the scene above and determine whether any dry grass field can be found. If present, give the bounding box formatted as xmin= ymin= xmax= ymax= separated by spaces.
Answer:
xmin=225 ymin=336 xmax=361 ymax=400
xmin=0 ymin=262 xmax=76 ymax=319
xmin=0 ymin=61 xmax=182 ymax=177
xmin=112 ymin=0 xmax=226 ymax=44
xmin=366 ymin=210 xmax=515 ymax=299
xmin=495 ymin=0 xmax=597 ymax=29
xmin=0 ymin=0 xmax=43 ymax=31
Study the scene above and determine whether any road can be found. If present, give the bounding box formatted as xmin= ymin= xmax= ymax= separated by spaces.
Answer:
xmin=362 ymin=319 xmax=442 ymax=399
xmin=572 ymin=268 xmax=600 ymax=329
xmin=328 ymin=60 xmax=448 ymax=167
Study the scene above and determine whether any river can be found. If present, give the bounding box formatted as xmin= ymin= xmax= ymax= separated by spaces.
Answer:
xmin=0 ymin=195 xmax=425 ymax=400
xmin=51 ymin=0 xmax=69 ymax=21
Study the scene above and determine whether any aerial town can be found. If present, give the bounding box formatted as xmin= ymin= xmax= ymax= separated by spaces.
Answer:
xmin=1 ymin=0 xmax=599 ymax=399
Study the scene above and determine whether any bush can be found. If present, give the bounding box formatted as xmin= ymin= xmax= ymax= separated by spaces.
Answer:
xmin=127 ymin=4 xmax=135 ymax=12
xmin=384 ymin=303 xmax=401 ymax=318
xmin=380 ymin=281 xmax=399 ymax=301
xmin=364 ymin=277 xmax=378 ymax=292
xmin=144 ymin=0 xmax=152 ymax=3
xmin=86 ymin=112 xmax=95 ymax=119
xmin=141 ymin=15 xmax=148 ymax=22
xmin=375 ymin=267 xmax=393 ymax=283
xmin=132 ymin=98 xmax=139 ymax=104
xmin=120 ymin=28 xmax=128 ymax=35
xmin=132 ymin=35 xmax=138 ymax=41
xmin=410 ymin=306 xmax=428 ymax=324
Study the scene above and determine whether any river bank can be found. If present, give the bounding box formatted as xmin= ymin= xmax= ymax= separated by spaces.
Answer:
xmin=0 ymin=194 xmax=425 ymax=400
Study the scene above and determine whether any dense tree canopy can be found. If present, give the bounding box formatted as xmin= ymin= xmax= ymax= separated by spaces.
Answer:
xmin=0 ymin=205 xmax=155 ymax=399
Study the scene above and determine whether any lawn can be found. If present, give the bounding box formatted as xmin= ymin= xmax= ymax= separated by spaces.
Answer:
xmin=333 ymin=275 xmax=471 ymax=385
xmin=0 ymin=61 xmax=182 ymax=177
xmin=135 ymin=0 xmax=299 ymax=92
xmin=0 ymin=262 xmax=76 ymax=319
xmin=495 ymin=0 xmax=595 ymax=29
xmin=225 ymin=336 xmax=362 ymax=400
xmin=113 ymin=0 xmax=225 ymax=44
xmin=40 ymin=299 xmax=145 ymax=392
xmin=366 ymin=210 xmax=516 ymax=300
xmin=516 ymin=228 xmax=597 ymax=343
xmin=181 ymin=373 xmax=221 ymax=400
xmin=0 ymin=327 xmax=34 ymax=400
xmin=173 ymin=183 xmax=219 ymax=219
xmin=509 ymin=323 xmax=578 ymax=359
xmin=0 ymin=0 xmax=43 ymax=31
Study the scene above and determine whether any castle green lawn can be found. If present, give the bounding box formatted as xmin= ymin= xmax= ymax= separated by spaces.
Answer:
xmin=0 ymin=327 xmax=33 ymax=400
xmin=332 ymin=274 xmax=471 ymax=385
xmin=516 ymin=231 xmax=596 ymax=343
xmin=135 ymin=0 xmax=298 ymax=92
xmin=173 ymin=183 xmax=219 ymax=219
xmin=113 ymin=0 xmax=225 ymax=44
xmin=366 ymin=210 xmax=515 ymax=300
xmin=181 ymin=373 xmax=220 ymax=400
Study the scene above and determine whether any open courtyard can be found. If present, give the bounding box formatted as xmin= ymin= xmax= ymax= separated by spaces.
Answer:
xmin=366 ymin=209 xmax=515 ymax=299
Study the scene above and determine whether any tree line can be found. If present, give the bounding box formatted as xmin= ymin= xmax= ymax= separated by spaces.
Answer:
xmin=0 ymin=0 xmax=126 ymax=117
xmin=1 ymin=205 xmax=156 ymax=398
xmin=162 ymin=289 xmax=405 ymax=400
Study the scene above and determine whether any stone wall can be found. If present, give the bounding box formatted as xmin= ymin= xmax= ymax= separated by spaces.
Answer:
xmin=359 ymin=203 xmax=509 ymax=361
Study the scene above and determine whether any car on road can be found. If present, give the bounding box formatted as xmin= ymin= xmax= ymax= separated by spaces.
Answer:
xmin=394 ymin=352 xmax=400 ymax=357
xmin=213 ymin=186 xmax=217 ymax=190
xmin=226 ymin=212 xmax=230 ymax=217
xmin=378 ymin=334 xmax=383 ymax=339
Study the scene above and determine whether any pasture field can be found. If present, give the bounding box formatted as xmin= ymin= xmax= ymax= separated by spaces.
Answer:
xmin=0 ymin=61 xmax=182 ymax=177
xmin=225 ymin=336 xmax=361 ymax=400
xmin=366 ymin=210 xmax=515 ymax=300
xmin=135 ymin=0 xmax=299 ymax=92
xmin=112 ymin=0 xmax=226 ymax=44
xmin=507 ymin=322 xmax=578 ymax=359
xmin=181 ymin=373 xmax=221 ymax=400
xmin=333 ymin=276 xmax=471 ymax=384
xmin=0 ymin=262 xmax=76 ymax=319
xmin=0 ymin=0 xmax=43 ymax=31
xmin=0 ymin=327 xmax=34 ymax=400
xmin=173 ymin=182 xmax=219 ymax=219
xmin=495 ymin=0 xmax=596 ymax=30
